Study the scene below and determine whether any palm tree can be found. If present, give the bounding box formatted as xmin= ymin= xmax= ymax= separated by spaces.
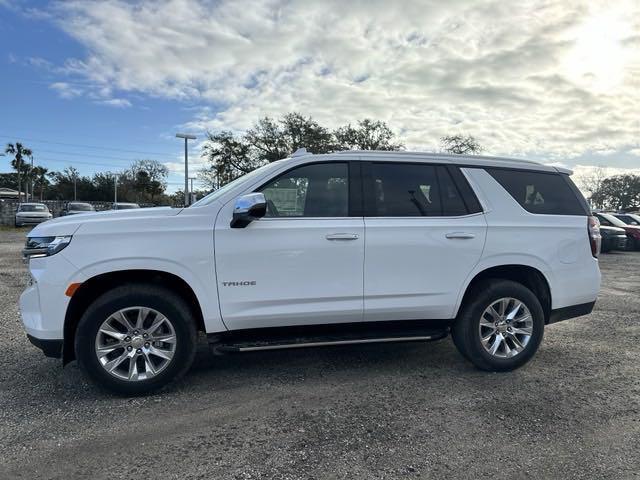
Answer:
xmin=5 ymin=142 xmax=33 ymax=202
xmin=32 ymin=166 xmax=49 ymax=200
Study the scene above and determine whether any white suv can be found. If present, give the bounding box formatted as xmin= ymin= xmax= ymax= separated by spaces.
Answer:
xmin=20 ymin=150 xmax=601 ymax=395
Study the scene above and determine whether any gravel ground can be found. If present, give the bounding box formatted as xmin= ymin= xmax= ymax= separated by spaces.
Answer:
xmin=1 ymin=228 xmax=639 ymax=479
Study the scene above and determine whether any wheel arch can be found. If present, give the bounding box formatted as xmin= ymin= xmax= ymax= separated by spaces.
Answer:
xmin=455 ymin=264 xmax=552 ymax=323
xmin=63 ymin=269 xmax=206 ymax=365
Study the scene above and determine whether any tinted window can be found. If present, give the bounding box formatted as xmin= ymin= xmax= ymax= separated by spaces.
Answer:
xmin=19 ymin=204 xmax=47 ymax=212
xmin=69 ymin=203 xmax=94 ymax=211
xmin=437 ymin=167 xmax=468 ymax=216
xmin=597 ymin=213 xmax=626 ymax=228
xmin=615 ymin=214 xmax=640 ymax=225
xmin=370 ymin=163 xmax=469 ymax=216
xmin=486 ymin=169 xmax=587 ymax=215
xmin=260 ymin=162 xmax=348 ymax=217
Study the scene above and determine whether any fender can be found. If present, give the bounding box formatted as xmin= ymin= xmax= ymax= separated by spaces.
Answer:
xmin=62 ymin=255 xmax=227 ymax=333
xmin=453 ymin=253 xmax=555 ymax=318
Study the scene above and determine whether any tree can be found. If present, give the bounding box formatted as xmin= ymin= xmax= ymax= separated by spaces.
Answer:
xmin=199 ymin=131 xmax=256 ymax=189
xmin=47 ymin=167 xmax=94 ymax=201
xmin=334 ymin=119 xmax=404 ymax=151
xmin=4 ymin=142 xmax=32 ymax=201
xmin=575 ymin=166 xmax=608 ymax=208
xmin=130 ymin=159 xmax=168 ymax=201
xmin=440 ymin=135 xmax=482 ymax=155
xmin=32 ymin=166 xmax=49 ymax=201
xmin=591 ymin=174 xmax=640 ymax=211
xmin=200 ymin=113 xmax=403 ymax=188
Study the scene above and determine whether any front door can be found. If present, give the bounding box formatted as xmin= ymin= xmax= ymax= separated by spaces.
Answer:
xmin=363 ymin=162 xmax=487 ymax=321
xmin=214 ymin=161 xmax=365 ymax=330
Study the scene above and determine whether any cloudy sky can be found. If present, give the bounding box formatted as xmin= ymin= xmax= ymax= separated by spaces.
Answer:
xmin=1 ymin=0 xmax=639 ymax=191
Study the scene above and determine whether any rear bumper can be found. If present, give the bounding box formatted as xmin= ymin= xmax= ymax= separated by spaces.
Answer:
xmin=27 ymin=334 xmax=63 ymax=358
xmin=548 ymin=301 xmax=596 ymax=324
xmin=603 ymin=235 xmax=627 ymax=251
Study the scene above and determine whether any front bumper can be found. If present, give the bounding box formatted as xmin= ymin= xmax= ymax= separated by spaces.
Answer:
xmin=27 ymin=335 xmax=63 ymax=358
xmin=15 ymin=216 xmax=51 ymax=225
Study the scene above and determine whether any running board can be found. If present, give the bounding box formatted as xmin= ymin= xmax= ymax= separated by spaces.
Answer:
xmin=212 ymin=331 xmax=448 ymax=354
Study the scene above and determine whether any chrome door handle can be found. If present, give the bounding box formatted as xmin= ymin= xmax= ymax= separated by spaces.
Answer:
xmin=445 ymin=232 xmax=475 ymax=239
xmin=325 ymin=233 xmax=359 ymax=241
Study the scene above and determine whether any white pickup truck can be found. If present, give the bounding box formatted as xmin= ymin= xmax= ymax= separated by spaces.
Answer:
xmin=20 ymin=150 xmax=601 ymax=394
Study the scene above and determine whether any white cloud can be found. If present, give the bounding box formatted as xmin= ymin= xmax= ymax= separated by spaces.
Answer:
xmin=49 ymin=81 xmax=82 ymax=99
xmin=41 ymin=0 xmax=640 ymax=167
xmin=97 ymin=98 xmax=132 ymax=108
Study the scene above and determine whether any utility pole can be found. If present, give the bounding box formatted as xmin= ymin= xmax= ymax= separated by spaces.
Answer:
xmin=73 ymin=173 xmax=77 ymax=201
xmin=29 ymin=155 xmax=34 ymax=201
xmin=176 ymin=133 xmax=197 ymax=206
xmin=17 ymin=154 xmax=21 ymax=204
xmin=114 ymin=174 xmax=118 ymax=208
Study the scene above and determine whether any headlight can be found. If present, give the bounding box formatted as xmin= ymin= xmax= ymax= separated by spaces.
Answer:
xmin=23 ymin=236 xmax=72 ymax=260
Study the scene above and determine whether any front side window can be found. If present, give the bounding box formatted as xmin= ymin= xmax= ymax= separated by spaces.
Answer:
xmin=260 ymin=162 xmax=349 ymax=217
xmin=369 ymin=163 xmax=470 ymax=217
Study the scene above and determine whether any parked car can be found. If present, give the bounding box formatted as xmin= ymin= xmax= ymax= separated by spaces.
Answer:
xmin=112 ymin=202 xmax=140 ymax=210
xmin=61 ymin=202 xmax=96 ymax=216
xmin=20 ymin=150 xmax=601 ymax=395
xmin=595 ymin=212 xmax=640 ymax=250
xmin=14 ymin=202 xmax=52 ymax=227
xmin=612 ymin=212 xmax=640 ymax=226
xmin=599 ymin=225 xmax=627 ymax=252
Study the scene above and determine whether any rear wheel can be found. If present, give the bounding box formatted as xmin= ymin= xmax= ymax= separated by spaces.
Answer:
xmin=451 ymin=280 xmax=544 ymax=371
xmin=75 ymin=284 xmax=197 ymax=395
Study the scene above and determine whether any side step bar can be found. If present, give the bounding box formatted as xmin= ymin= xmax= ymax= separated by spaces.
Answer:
xmin=212 ymin=331 xmax=448 ymax=354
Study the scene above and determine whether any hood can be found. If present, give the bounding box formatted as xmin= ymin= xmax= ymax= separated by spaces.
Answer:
xmin=29 ymin=206 xmax=182 ymax=237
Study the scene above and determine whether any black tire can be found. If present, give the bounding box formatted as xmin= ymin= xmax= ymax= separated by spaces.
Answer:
xmin=451 ymin=279 xmax=544 ymax=372
xmin=75 ymin=284 xmax=197 ymax=395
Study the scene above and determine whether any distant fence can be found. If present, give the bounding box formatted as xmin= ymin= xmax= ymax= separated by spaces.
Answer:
xmin=0 ymin=200 xmax=157 ymax=227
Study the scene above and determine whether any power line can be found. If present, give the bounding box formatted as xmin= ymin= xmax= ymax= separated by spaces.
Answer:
xmin=0 ymin=132 xmax=191 ymax=155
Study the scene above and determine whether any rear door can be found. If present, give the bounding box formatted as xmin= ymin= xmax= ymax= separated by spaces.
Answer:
xmin=363 ymin=162 xmax=487 ymax=321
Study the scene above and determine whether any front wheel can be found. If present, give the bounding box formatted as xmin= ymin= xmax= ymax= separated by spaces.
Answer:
xmin=75 ymin=284 xmax=197 ymax=395
xmin=451 ymin=280 xmax=545 ymax=371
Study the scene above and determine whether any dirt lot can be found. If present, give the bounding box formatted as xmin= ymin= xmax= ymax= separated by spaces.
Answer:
xmin=1 ymin=228 xmax=639 ymax=480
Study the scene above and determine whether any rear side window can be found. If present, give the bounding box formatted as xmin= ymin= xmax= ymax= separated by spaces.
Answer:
xmin=368 ymin=163 xmax=474 ymax=216
xmin=486 ymin=168 xmax=588 ymax=215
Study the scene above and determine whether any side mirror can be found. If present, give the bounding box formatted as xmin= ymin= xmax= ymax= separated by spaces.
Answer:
xmin=230 ymin=193 xmax=267 ymax=228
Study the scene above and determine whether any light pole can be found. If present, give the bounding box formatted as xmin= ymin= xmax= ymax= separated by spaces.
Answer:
xmin=189 ymin=176 xmax=196 ymax=194
xmin=176 ymin=133 xmax=196 ymax=206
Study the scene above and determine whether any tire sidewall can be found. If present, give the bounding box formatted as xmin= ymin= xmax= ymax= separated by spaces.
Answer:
xmin=75 ymin=286 xmax=196 ymax=395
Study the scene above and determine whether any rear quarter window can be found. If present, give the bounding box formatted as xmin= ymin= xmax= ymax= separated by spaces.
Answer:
xmin=486 ymin=168 xmax=588 ymax=216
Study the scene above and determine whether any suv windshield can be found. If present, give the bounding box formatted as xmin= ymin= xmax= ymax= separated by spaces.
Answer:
xmin=597 ymin=213 xmax=627 ymax=228
xmin=68 ymin=203 xmax=94 ymax=211
xmin=191 ymin=161 xmax=284 ymax=207
xmin=19 ymin=204 xmax=47 ymax=212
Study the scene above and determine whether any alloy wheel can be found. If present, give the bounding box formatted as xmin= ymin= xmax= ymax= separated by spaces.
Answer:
xmin=478 ymin=297 xmax=533 ymax=358
xmin=95 ymin=307 xmax=177 ymax=381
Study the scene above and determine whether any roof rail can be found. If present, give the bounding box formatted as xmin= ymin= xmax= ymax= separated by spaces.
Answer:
xmin=334 ymin=150 xmax=542 ymax=166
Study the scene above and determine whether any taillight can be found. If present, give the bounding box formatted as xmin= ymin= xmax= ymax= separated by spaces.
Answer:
xmin=588 ymin=216 xmax=601 ymax=258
